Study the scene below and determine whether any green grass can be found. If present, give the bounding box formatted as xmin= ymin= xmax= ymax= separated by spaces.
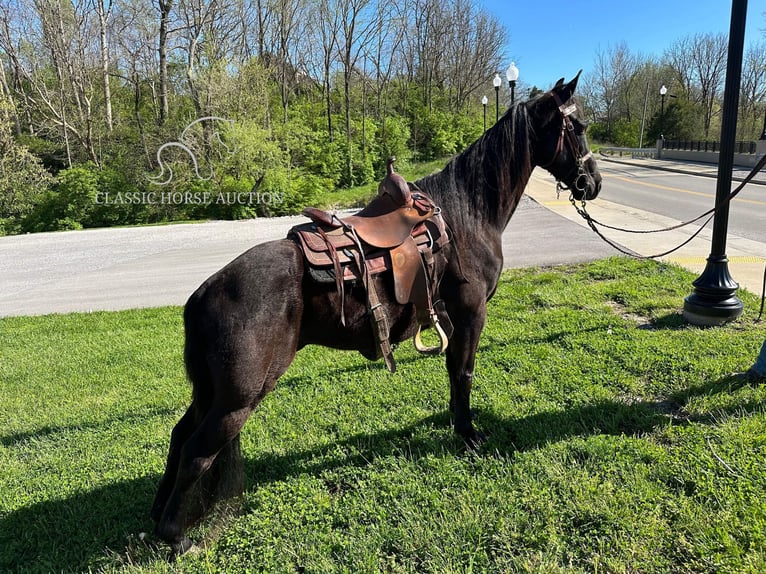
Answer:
xmin=314 ymin=158 xmax=450 ymax=210
xmin=1 ymin=257 xmax=765 ymax=573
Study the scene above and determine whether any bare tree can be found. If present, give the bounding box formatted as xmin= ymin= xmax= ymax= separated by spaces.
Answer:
xmin=156 ymin=0 xmax=175 ymax=125
xmin=689 ymin=33 xmax=727 ymax=138
xmin=666 ymin=33 xmax=727 ymax=138
xmin=273 ymin=0 xmax=308 ymax=123
xmin=444 ymin=0 xmax=505 ymax=111
xmin=113 ymin=0 xmax=160 ymax=166
xmin=336 ymin=0 xmax=376 ymax=184
xmin=739 ymin=41 xmax=766 ymax=139
xmin=309 ymin=0 xmax=342 ymax=140
xmin=94 ymin=0 xmax=114 ymax=132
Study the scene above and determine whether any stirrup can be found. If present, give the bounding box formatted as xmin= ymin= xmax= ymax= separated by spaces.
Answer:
xmin=413 ymin=313 xmax=449 ymax=355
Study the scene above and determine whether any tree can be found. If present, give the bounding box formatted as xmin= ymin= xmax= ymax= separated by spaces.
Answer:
xmin=0 ymin=93 xmax=52 ymax=232
xmin=666 ymin=33 xmax=727 ymax=138
xmin=739 ymin=41 xmax=766 ymax=139
xmin=647 ymin=98 xmax=699 ymax=141
xmin=336 ymin=0 xmax=375 ymax=186
xmin=94 ymin=0 xmax=114 ymax=133
xmin=156 ymin=0 xmax=175 ymax=125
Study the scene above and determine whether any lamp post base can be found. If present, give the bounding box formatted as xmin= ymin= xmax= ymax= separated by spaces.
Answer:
xmin=682 ymin=256 xmax=743 ymax=326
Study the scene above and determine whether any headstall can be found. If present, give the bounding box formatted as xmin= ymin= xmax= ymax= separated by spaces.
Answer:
xmin=540 ymin=91 xmax=592 ymax=195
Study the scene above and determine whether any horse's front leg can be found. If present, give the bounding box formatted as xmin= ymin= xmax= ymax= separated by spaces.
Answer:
xmin=446 ymin=300 xmax=487 ymax=448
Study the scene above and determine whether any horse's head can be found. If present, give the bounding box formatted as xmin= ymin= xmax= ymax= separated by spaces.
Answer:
xmin=528 ymin=72 xmax=601 ymax=201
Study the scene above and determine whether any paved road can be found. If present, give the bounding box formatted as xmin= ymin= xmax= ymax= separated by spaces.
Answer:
xmin=0 ymin=177 xmax=616 ymax=317
xmin=599 ymin=162 xmax=766 ymax=244
xmin=528 ymin=161 xmax=766 ymax=296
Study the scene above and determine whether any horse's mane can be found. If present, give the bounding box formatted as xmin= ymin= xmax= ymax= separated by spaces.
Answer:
xmin=415 ymin=102 xmax=534 ymax=231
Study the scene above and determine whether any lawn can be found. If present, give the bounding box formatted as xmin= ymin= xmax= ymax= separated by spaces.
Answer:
xmin=1 ymin=257 xmax=765 ymax=573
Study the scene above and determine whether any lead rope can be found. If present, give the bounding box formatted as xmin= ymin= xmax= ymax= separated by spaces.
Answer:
xmin=571 ymin=151 xmax=766 ymax=321
xmin=758 ymin=266 xmax=766 ymax=322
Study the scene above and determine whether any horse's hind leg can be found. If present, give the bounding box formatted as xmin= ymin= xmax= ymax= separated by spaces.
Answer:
xmin=155 ymin=342 xmax=299 ymax=556
xmin=155 ymin=402 xmax=253 ymax=556
xmin=151 ymin=401 xmax=203 ymax=523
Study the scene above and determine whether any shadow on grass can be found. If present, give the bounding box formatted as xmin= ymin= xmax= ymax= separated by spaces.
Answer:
xmin=2 ymin=372 xmax=761 ymax=571
xmin=0 ymin=473 xmax=161 ymax=573
xmin=0 ymin=406 xmax=178 ymax=448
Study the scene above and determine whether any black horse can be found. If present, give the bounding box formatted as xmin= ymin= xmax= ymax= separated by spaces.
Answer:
xmin=151 ymin=74 xmax=601 ymax=555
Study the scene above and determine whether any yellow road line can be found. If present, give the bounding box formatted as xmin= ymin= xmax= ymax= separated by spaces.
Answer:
xmin=609 ymin=175 xmax=766 ymax=207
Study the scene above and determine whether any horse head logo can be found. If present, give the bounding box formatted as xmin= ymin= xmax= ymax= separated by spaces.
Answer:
xmin=148 ymin=116 xmax=235 ymax=186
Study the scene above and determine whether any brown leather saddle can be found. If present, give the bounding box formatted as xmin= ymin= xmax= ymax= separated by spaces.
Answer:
xmin=289 ymin=158 xmax=452 ymax=372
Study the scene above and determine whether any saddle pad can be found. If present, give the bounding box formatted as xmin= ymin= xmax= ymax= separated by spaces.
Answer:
xmin=289 ymin=222 xmax=431 ymax=268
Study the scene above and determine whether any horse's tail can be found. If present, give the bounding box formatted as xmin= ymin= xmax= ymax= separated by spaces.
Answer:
xmin=182 ymin=291 xmax=245 ymax=525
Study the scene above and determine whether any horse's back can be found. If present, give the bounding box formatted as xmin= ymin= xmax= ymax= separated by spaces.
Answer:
xmin=188 ymin=238 xmax=303 ymax=309
xmin=184 ymin=239 xmax=305 ymax=375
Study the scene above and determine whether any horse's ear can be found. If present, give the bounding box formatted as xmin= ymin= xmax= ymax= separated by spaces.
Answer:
xmin=567 ymin=70 xmax=582 ymax=92
xmin=553 ymin=70 xmax=582 ymax=102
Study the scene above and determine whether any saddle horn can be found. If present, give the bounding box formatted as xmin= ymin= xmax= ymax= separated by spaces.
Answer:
xmin=378 ymin=156 xmax=412 ymax=207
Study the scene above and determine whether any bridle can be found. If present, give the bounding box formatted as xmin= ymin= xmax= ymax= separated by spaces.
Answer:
xmin=539 ymin=91 xmax=593 ymax=195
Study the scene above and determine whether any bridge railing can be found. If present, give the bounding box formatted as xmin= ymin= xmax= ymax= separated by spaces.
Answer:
xmin=663 ymin=140 xmax=757 ymax=154
xmin=599 ymin=146 xmax=657 ymax=159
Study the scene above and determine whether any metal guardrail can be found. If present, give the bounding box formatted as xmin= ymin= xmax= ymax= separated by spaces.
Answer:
xmin=599 ymin=146 xmax=657 ymax=159
xmin=663 ymin=140 xmax=757 ymax=154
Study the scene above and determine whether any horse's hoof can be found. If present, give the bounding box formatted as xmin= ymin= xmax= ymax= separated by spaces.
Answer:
xmin=463 ymin=429 xmax=487 ymax=451
xmin=169 ymin=537 xmax=196 ymax=561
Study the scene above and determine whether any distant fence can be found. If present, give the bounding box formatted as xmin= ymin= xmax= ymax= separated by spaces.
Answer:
xmin=658 ymin=138 xmax=763 ymax=167
xmin=599 ymin=146 xmax=657 ymax=159
xmin=663 ymin=140 xmax=757 ymax=155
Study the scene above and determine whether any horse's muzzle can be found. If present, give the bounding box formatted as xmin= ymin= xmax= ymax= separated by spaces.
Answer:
xmin=571 ymin=171 xmax=601 ymax=201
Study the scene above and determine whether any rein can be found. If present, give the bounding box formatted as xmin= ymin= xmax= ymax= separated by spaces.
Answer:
xmin=572 ymin=151 xmax=766 ymax=320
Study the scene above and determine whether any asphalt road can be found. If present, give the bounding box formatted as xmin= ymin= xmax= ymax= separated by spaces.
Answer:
xmin=0 ymin=184 xmax=616 ymax=317
xmin=598 ymin=163 xmax=766 ymax=244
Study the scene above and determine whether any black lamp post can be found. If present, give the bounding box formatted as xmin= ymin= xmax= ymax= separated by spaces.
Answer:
xmin=493 ymin=74 xmax=501 ymax=122
xmin=760 ymin=106 xmax=766 ymax=140
xmin=506 ymin=62 xmax=519 ymax=105
xmin=481 ymin=95 xmax=488 ymax=132
xmin=682 ymin=0 xmax=747 ymax=326
xmin=660 ymin=85 xmax=667 ymax=115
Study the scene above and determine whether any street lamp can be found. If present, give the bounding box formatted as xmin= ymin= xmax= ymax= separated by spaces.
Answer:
xmin=682 ymin=0 xmax=746 ymax=325
xmin=660 ymin=84 xmax=667 ymax=116
xmin=506 ymin=62 xmax=519 ymax=105
xmin=481 ymin=95 xmax=488 ymax=132
xmin=493 ymin=73 xmax=502 ymax=122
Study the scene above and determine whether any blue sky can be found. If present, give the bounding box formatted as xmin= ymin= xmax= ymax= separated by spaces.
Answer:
xmin=480 ymin=0 xmax=765 ymax=91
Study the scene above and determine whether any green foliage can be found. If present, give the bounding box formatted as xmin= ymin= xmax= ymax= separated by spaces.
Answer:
xmin=612 ymin=118 xmax=641 ymax=147
xmin=2 ymin=259 xmax=766 ymax=572
xmin=412 ymin=107 xmax=483 ymax=161
xmin=378 ymin=115 xmax=412 ymax=170
xmin=647 ymin=99 xmax=703 ymax=141
xmin=589 ymin=118 xmax=641 ymax=147
xmin=21 ymin=163 xmax=148 ymax=232
xmin=0 ymin=96 xmax=53 ymax=234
